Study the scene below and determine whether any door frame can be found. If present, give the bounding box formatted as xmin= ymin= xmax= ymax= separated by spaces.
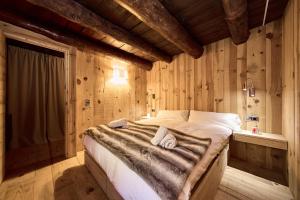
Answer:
xmin=0 ymin=21 xmax=77 ymax=182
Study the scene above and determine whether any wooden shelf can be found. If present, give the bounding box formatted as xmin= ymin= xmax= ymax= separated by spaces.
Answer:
xmin=232 ymin=130 xmax=288 ymax=150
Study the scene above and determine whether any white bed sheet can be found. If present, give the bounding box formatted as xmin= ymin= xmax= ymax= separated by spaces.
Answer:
xmin=83 ymin=119 xmax=232 ymax=200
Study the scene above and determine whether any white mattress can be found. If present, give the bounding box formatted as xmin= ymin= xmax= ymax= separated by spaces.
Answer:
xmin=83 ymin=119 xmax=232 ymax=200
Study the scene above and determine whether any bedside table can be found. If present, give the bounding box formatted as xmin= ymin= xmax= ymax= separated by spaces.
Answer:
xmin=232 ymin=130 xmax=288 ymax=150
xmin=229 ymin=130 xmax=288 ymax=185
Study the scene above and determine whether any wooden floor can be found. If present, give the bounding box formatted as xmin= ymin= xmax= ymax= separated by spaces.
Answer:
xmin=0 ymin=151 xmax=293 ymax=200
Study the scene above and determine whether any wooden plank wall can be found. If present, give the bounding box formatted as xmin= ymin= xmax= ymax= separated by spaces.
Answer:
xmin=0 ymin=31 xmax=5 ymax=183
xmin=147 ymin=20 xmax=282 ymax=134
xmin=147 ymin=20 xmax=287 ymax=184
xmin=76 ymin=50 xmax=147 ymax=151
xmin=282 ymin=0 xmax=300 ymax=198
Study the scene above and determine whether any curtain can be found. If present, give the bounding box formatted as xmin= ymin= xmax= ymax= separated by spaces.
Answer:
xmin=6 ymin=45 xmax=65 ymax=150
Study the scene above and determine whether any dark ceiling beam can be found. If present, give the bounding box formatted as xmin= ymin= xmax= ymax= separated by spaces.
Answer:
xmin=113 ymin=0 xmax=204 ymax=59
xmin=0 ymin=10 xmax=153 ymax=70
xmin=221 ymin=0 xmax=250 ymax=44
xmin=25 ymin=0 xmax=172 ymax=63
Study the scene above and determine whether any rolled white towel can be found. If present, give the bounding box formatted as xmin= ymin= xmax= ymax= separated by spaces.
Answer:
xmin=108 ymin=118 xmax=127 ymax=128
xmin=159 ymin=133 xmax=177 ymax=149
xmin=151 ymin=126 xmax=168 ymax=145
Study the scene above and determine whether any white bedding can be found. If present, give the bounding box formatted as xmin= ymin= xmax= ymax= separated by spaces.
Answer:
xmin=83 ymin=118 xmax=232 ymax=200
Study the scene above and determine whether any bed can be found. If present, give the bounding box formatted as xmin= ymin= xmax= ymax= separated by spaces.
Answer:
xmin=83 ymin=110 xmax=240 ymax=200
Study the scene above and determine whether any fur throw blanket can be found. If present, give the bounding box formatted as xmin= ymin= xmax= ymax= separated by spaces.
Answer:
xmin=84 ymin=121 xmax=211 ymax=200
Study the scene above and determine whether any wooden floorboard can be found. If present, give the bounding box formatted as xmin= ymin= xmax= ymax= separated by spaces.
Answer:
xmin=0 ymin=151 xmax=293 ymax=200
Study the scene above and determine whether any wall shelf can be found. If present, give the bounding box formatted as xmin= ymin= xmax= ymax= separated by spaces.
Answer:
xmin=232 ymin=130 xmax=288 ymax=150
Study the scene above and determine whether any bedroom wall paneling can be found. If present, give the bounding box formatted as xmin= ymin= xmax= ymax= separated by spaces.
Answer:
xmin=146 ymin=19 xmax=286 ymax=184
xmin=282 ymin=0 xmax=300 ymax=198
xmin=0 ymin=31 xmax=5 ymax=183
xmin=147 ymin=20 xmax=282 ymax=133
xmin=75 ymin=50 xmax=147 ymax=151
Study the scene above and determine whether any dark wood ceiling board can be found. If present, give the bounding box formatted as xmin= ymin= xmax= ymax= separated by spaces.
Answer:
xmin=179 ymin=5 xmax=225 ymax=29
xmin=159 ymin=0 xmax=201 ymax=17
xmin=172 ymin=0 xmax=220 ymax=25
xmin=140 ymin=30 xmax=168 ymax=45
xmin=75 ymin=0 xmax=141 ymax=31
xmin=120 ymin=15 xmax=142 ymax=30
xmin=248 ymin=0 xmax=289 ymax=28
xmin=130 ymin=23 xmax=152 ymax=35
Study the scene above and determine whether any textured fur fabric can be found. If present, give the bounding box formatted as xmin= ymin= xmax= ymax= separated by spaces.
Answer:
xmin=84 ymin=121 xmax=211 ymax=200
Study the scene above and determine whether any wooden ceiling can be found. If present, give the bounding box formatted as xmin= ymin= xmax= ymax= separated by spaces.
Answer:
xmin=0 ymin=0 xmax=288 ymax=69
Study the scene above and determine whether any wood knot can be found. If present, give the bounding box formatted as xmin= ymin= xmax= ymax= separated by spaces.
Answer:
xmin=266 ymin=32 xmax=273 ymax=39
xmin=77 ymin=79 xmax=81 ymax=85
xmin=83 ymin=77 xmax=88 ymax=81
xmin=97 ymin=100 xmax=101 ymax=104
xmin=86 ymin=187 xmax=95 ymax=194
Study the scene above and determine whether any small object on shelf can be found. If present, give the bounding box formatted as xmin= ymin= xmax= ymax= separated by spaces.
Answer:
xmin=252 ymin=126 xmax=259 ymax=134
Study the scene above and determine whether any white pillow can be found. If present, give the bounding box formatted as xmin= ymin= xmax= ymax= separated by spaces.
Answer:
xmin=156 ymin=110 xmax=189 ymax=121
xmin=188 ymin=110 xmax=241 ymax=131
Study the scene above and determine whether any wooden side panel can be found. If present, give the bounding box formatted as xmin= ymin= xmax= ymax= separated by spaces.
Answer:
xmin=0 ymin=31 xmax=5 ymax=183
xmin=76 ymin=51 xmax=147 ymax=151
xmin=146 ymin=20 xmax=282 ymax=134
xmin=282 ymin=0 xmax=300 ymax=198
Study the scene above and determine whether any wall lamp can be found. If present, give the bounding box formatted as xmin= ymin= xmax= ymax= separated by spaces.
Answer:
xmin=111 ymin=65 xmax=128 ymax=84
xmin=242 ymin=78 xmax=255 ymax=97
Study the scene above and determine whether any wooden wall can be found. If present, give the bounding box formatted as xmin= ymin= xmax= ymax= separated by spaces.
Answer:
xmin=147 ymin=20 xmax=288 ymax=185
xmin=75 ymin=50 xmax=147 ymax=151
xmin=147 ymin=20 xmax=282 ymax=134
xmin=0 ymin=31 xmax=5 ymax=183
xmin=282 ymin=0 xmax=300 ymax=198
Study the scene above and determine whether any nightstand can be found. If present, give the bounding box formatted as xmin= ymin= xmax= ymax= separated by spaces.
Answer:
xmin=232 ymin=130 xmax=288 ymax=150
xmin=229 ymin=130 xmax=288 ymax=185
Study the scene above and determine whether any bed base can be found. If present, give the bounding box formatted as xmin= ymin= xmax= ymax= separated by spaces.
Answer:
xmin=84 ymin=144 xmax=228 ymax=200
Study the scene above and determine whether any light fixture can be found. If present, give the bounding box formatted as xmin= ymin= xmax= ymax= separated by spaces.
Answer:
xmin=111 ymin=65 xmax=128 ymax=84
xmin=242 ymin=78 xmax=255 ymax=97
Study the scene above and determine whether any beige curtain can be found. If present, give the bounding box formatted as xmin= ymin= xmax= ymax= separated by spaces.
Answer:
xmin=7 ymin=45 xmax=65 ymax=149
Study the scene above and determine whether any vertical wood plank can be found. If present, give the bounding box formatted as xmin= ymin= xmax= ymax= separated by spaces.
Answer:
xmin=0 ymin=31 xmax=5 ymax=184
xmin=246 ymin=26 xmax=267 ymax=131
xmin=266 ymin=21 xmax=283 ymax=134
